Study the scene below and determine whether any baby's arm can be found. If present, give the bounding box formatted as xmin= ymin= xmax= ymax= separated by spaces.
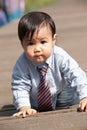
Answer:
xmin=78 ymin=97 xmax=87 ymax=112
xmin=13 ymin=106 xmax=37 ymax=118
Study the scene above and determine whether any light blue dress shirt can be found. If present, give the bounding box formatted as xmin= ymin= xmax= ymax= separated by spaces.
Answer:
xmin=12 ymin=45 xmax=87 ymax=110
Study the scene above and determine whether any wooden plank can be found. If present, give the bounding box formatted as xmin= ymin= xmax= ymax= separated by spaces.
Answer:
xmin=0 ymin=109 xmax=87 ymax=130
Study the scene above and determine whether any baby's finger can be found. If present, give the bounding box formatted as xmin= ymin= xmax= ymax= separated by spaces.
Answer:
xmin=22 ymin=111 xmax=28 ymax=118
xmin=79 ymin=102 xmax=86 ymax=112
xmin=84 ymin=104 xmax=87 ymax=112
xmin=31 ymin=109 xmax=37 ymax=114
xmin=12 ymin=111 xmax=23 ymax=117
xmin=27 ymin=109 xmax=37 ymax=115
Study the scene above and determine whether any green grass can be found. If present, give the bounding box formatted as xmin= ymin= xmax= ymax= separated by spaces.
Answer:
xmin=25 ymin=0 xmax=55 ymax=12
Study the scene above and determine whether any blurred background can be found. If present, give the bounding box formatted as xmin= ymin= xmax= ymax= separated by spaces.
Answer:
xmin=0 ymin=0 xmax=54 ymax=27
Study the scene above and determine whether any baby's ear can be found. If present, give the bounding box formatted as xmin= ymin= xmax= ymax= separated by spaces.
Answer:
xmin=52 ymin=34 xmax=57 ymax=45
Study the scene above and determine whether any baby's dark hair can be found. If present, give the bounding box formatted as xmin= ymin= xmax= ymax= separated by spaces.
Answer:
xmin=18 ymin=11 xmax=56 ymax=42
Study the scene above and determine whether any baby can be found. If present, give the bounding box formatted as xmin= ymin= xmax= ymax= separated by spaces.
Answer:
xmin=12 ymin=11 xmax=87 ymax=118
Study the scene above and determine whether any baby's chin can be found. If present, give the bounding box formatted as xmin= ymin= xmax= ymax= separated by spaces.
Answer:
xmin=34 ymin=57 xmax=46 ymax=63
xmin=35 ymin=60 xmax=45 ymax=64
xmin=33 ymin=58 xmax=47 ymax=65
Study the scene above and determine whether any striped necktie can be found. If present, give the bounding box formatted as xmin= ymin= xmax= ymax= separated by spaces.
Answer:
xmin=37 ymin=66 xmax=53 ymax=112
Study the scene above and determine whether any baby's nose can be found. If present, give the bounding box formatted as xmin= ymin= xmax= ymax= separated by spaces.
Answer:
xmin=34 ymin=44 xmax=41 ymax=52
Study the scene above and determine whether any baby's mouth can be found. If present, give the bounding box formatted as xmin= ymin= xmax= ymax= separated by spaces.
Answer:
xmin=35 ymin=54 xmax=42 ymax=57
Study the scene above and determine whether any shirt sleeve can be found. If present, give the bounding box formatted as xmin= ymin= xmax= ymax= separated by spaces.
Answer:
xmin=60 ymin=49 xmax=87 ymax=100
xmin=11 ymin=56 xmax=32 ymax=110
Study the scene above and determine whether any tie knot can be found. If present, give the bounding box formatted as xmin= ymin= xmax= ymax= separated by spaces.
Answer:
xmin=37 ymin=66 xmax=48 ymax=76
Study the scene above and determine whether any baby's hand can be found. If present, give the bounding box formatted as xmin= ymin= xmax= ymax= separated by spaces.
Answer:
xmin=13 ymin=106 xmax=37 ymax=118
xmin=78 ymin=97 xmax=87 ymax=112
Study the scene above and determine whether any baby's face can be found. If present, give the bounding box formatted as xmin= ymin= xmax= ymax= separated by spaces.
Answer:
xmin=22 ymin=25 xmax=56 ymax=63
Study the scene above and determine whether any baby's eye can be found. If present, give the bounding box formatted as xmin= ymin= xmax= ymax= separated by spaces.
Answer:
xmin=28 ymin=41 xmax=34 ymax=45
xmin=41 ymin=41 xmax=47 ymax=44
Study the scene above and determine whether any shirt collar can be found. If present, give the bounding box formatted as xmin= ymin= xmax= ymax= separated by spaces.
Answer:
xmin=46 ymin=53 xmax=53 ymax=69
xmin=46 ymin=47 xmax=55 ymax=69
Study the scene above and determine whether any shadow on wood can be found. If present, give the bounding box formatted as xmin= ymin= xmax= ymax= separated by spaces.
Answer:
xmin=0 ymin=104 xmax=16 ymax=117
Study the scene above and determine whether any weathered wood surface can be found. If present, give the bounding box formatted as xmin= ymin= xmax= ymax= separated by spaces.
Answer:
xmin=0 ymin=107 xmax=87 ymax=130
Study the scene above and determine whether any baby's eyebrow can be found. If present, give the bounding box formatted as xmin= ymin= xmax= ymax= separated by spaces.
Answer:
xmin=40 ymin=36 xmax=48 ymax=39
